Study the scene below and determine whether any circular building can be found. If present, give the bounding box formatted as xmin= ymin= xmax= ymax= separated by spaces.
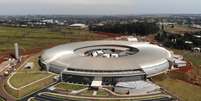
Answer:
xmin=39 ymin=40 xmax=173 ymax=85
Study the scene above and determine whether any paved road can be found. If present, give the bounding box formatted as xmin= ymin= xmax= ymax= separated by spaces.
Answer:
xmin=0 ymin=61 xmax=9 ymax=75
xmin=20 ymin=81 xmax=59 ymax=101
xmin=0 ymin=75 xmax=15 ymax=101
xmin=0 ymin=60 xmax=16 ymax=101
xmin=33 ymin=92 xmax=175 ymax=101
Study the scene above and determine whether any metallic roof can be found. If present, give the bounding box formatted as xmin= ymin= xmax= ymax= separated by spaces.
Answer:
xmin=41 ymin=40 xmax=172 ymax=72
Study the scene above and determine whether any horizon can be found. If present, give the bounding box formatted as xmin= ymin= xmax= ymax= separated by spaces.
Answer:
xmin=1 ymin=13 xmax=201 ymax=16
xmin=0 ymin=0 xmax=201 ymax=15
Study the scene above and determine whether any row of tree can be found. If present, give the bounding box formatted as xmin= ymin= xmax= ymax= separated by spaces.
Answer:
xmin=89 ymin=22 xmax=160 ymax=36
xmin=156 ymin=31 xmax=201 ymax=50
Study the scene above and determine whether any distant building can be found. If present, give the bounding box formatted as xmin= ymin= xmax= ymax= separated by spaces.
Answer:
xmin=42 ymin=19 xmax=54 ymax=24
xmin=127 ymin=36 xmax=138 ymax=42
xmin=193 ymin=35 xmax=201 ymax=39
xmin=158 ymin=22 xmax=176 ymax=26
xmin=191 ymin=24 xmax=201 ymax=29
xmin=69 ymin=23 xmax=88 ymax=29
xmin=115 ymin=36 xmax=138 ymax=42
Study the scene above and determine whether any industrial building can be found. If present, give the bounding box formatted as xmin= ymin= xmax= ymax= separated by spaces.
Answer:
xmin=39 ymin=40 xmax=173 ymax=88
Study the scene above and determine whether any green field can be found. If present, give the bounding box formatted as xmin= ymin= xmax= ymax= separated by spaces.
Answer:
xmin=172 ymin=49 xmax=201 ymax=71
xmin=153 ymin=49 xmax=201 ymax=101
xmin=5 ymin=72 xmax=55 ymax=98
xmin=9 ymin=72 xmax=51 ymax=88
xmin=0 ymin=26 xmax=106 ymax=53
xmin=1 ymin=26 xmax=107 ymax=99
xmin=18 ymin=54 xmax=43 ymax=72
xmin=55 ymin=82 xmax=86 ymax=91
xmin=154 ymin=76 xmax=201 ymax=101
xmin=78 ymin=89 xmax=109 ymax=96
xmin=170 ymin=49 xmax=201 ymax=82
xmin=79 ymin=90 xmax=94 ymax=96
xmin=9 ymin=53 xmax=53 ymax=88
xmin=5 ymin=54 xmax=55 ymax=98
xmin=29 ymin=98 xmax=37 ymax=101
xmin=165 ymin=25 xmax=201 ymax=34
xmin=0 ymin=97 xmax=5 ymax=101
xmin=96 ymin=90 xmax=110 ymax=96
xmin=41 ymin=92 xmax=171 ymax=101
xmin=2 ymin=26 xmax=201 ymax=100
xmin=0 ymin=25 xmax=106 ymax=98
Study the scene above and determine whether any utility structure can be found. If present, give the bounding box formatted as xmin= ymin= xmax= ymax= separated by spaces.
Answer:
xmin=14 ymin=43 xmax=20 ymax=62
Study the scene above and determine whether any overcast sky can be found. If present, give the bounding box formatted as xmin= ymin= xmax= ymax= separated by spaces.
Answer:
xmin=0 ymin=0 xmax=200 ymax=15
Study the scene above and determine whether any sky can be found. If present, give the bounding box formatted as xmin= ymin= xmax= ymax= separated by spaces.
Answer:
xmin=0 ymin=0 xmax=200 ymax=15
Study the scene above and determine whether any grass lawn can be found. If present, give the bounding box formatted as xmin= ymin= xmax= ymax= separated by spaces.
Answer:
xmin=43 ymin=93 xmax=90 ymax=101
xmin=18 ymin=54 xmax=42 ymax=72
xmin=96 ymin=90 xmax=110 ymax=96
xmin=44 ymin=92 xmax=171 ymax=101
xmin=9 ymin=72 xmax=51 ymax=88
xmin=5 ymin=54 xmax=56 ymax=98
xmin=9 ymin=53 xmax=54 ymax=88
xmin=165 ymin=25 xmax=201 ymax=34
xmin=0 ymin=97 xmax=5 ymax=101
xmin=0 ymin=26 xmax=106 ymax=54
xmin=0 ymin=26 xmax=107 ymax=99
xmin=30 ymin=98 xmax=37 ymax=101
xmin=5 ymin=72 xmax=55 ymax=98
xmin=171 ymin=49 xmax=201 ymax=76
xmin=154 ymin=77 xmax=201 ymax=101
xmin=44 ymin=93 xmax=67 ymax=99
xmin=79 ymin=90 xmax=94 ymax=96
xmin=172 ymin=49 xmax=201 ymax=67
xmin=152 ymin=48 xmax=201 ymax=101
xmin=55 ymin=82 xmax=86 ymax=91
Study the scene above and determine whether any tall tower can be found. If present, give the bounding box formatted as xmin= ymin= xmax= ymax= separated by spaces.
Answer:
xmin=14 ymin=43 xmax=20 ymax=62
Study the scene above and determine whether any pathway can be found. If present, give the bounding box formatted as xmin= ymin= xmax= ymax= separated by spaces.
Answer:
xmin=0 ymin=76 xmax=15 ymax=101
xmin=70 ymin=88 xmax=88 ymax=95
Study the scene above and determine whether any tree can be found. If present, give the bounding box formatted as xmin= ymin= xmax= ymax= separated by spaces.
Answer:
xmin=89 ymin=22 xmax=159 ymax=36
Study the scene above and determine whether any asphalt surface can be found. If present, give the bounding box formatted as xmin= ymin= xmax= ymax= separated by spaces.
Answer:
xmin=19 ymin=81 xmax=59 ymax=101
xmin=0 ymin=75 xmax=15 ymax=101
xmin=33 ymin=93 xmax=175 ymax=101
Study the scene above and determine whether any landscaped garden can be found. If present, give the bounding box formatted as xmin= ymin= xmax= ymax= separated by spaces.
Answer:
xmin=55 ymin=82 xmax=87 ymax=92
